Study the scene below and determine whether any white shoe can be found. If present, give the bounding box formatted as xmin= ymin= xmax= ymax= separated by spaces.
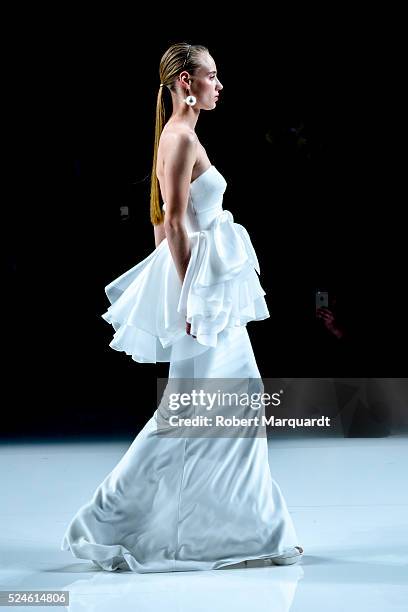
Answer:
xmin=270 ymin=545 xmax=304 ymax=566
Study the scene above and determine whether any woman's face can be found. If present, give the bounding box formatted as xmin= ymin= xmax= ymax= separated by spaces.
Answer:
xmin=183 ymin=53 xmax=223 ymax=110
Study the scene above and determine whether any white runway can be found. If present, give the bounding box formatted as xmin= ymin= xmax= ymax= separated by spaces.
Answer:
xmin=0 ymin=434 xmax=407 ymax=611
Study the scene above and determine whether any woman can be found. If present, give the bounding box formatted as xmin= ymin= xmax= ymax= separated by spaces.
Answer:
xmin=61 ymin=42 xmax=304 ymax=572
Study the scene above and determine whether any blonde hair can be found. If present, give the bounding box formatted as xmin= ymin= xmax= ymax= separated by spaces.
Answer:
xmin=150 ymin=42 xmax=209 ymax=225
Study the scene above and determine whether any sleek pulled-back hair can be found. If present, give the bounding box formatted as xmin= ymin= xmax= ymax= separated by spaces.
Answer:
xmin=150 ymin=42 xmax=209 ymax=225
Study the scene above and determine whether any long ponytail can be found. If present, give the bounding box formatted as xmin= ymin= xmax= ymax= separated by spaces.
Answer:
xmin=150 ymin=85 xmax=166 ymax=225
xmin=149 ymin=42 xmax=209 ymax=226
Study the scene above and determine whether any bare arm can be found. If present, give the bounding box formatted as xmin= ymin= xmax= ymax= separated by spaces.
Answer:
xmin=153 ymin=222 xmax=166 ymax=248
xmin=163 ymin=132 xmax=197 ymax=284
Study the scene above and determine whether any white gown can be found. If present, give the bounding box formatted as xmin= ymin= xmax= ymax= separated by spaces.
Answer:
xmin=61 ymin=165 xmax=300 ymax=572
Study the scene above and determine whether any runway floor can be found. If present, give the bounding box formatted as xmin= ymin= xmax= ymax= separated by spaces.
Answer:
xmin=0 ymin=433 xmax=407 ymax=611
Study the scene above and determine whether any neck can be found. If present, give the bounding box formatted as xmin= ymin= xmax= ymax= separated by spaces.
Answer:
xmin=169 ymin=94 xmax=200 ymax=131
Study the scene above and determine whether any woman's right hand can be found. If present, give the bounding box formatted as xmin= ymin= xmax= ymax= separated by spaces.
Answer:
xmin=186 ymin=320 xmax=196 ymax=338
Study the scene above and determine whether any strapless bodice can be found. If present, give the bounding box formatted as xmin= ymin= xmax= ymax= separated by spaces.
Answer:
xmin=102 ymin=164 xmax=269 ymax=363
xmin=162 ymin=165 xmax=227 ymax=232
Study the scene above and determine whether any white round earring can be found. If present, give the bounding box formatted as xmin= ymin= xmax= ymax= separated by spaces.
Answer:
xmin=184 ymin=93 xmax=197 ymax=106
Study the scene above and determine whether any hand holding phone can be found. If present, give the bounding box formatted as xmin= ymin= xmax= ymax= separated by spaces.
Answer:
xmin=316 ymin=290 xmax=329 ymax=311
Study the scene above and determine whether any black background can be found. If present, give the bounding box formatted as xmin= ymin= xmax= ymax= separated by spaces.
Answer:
xmin=6 ymin=14 xmax=405 ymax=437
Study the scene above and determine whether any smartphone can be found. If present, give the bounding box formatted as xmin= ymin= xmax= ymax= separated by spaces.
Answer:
xmin=316 ymin=290 xmax=329 ymax=310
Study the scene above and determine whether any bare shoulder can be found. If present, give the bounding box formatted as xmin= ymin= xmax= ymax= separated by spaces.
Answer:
xmin=157 ymin=124 xmax=198 ymax=183
xmin=159 ymin=124 xmax=198 ymax=154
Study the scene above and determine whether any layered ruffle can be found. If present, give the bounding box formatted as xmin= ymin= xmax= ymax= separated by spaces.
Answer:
xmin=101 ymin=209 xmax=270 ymax=363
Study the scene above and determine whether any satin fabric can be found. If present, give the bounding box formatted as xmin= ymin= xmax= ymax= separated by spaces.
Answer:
xmin=61 ymin=165 xmax=299 ymax=572
xmin=61 ymin=327 xmax=299 ymax=572
xmin=101 ymin=166 xmax=269 ymax=363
